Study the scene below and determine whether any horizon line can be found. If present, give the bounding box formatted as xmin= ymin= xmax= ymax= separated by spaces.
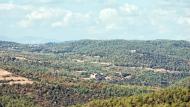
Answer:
xmin=0 ymin=39 xmax=189 ymax=44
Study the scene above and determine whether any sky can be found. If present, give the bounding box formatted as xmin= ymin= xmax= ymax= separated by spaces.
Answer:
xmin=0 ymin=0 xmax=190 ymax=43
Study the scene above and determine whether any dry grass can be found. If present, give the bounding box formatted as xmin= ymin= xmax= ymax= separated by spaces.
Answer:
xmin=0 ymin=68 xmax=33 ymax=85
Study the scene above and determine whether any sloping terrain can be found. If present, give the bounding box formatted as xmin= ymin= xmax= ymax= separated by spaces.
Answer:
xmin=2 ymin=40 xmax=190 ymax=71
xmin=0 ymin=68 xmax=33 ymax=85
xmin=0 ymin=40 xmax=190 ymax=107
xmin=75 ymin=87 xmax=190 ymax=107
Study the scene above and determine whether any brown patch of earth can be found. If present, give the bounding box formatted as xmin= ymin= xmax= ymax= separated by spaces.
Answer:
xmin=0 ymin=68 xmax=33 ymax=85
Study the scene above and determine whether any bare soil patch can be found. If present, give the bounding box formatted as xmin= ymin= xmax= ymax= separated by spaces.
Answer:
xmin=0 ymin=68 xmax=33 ymax=85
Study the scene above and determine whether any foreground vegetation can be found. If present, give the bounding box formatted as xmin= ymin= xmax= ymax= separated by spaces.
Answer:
xmin=75 ymin=87 xmax=190 ymax=107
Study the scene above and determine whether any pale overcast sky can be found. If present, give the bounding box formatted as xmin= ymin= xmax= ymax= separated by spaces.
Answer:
xmin=0 ymin=0 xmax=190 ymax=43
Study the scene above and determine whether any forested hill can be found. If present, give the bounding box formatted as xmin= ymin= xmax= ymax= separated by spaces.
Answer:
xmin=1 ymin=40 xmax=190 ymax=107
xmin=1 ymin=40 xmax=190 ymax=71
xmin=75 ymin=87 xmax=190 ymax=107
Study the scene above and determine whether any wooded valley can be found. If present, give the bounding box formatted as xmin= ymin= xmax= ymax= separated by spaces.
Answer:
xmin=0 ymin=40 xmax=190 ymax=107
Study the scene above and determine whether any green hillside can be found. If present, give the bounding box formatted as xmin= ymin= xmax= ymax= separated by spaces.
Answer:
xmin=0 ymin=40 xmax=190 ymax=107
xmin=75 ymin=87 xmax=190 ymax=107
